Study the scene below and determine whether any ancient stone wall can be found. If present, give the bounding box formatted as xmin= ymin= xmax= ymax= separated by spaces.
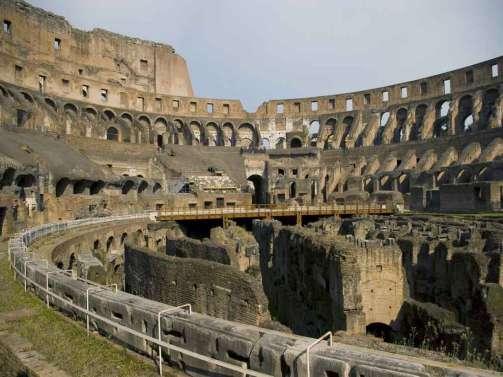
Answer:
xmin=252 ymin=219 xmax=406 ymax=337
xmin=124 ymin=245 xmax=270 ymax=326
xmin=0 ymin=0 xmax=193 ymax=99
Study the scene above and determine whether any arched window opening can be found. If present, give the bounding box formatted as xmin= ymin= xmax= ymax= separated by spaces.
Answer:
xmin=90 ymin=180 xmax=105 ymax=195
xmin=457 ymin=95 xmax=473 ymax=133
xmin=68 ymin=253 xmax=76 ymax=270
xmin=122 ymin=180 xmax=134 ymax=195
xmin=247 ymin=175 xmax=264 ymax=204
xmin=366 ymin=323 xmax=393 ymax=342
xmin=380 ymin=112 xmax=390 ymax=127
xmin=410 ymin=105 xmax=427 ymax=141
xmin=308 ymin=121 xmax=320 ymax=146
xmin=138 ymin=180 xmax=148 ymax=194
xmin=55 ymin=178 xmax=71 ymax=197
xmin=106 ymin=127 xmax=119 ymax=141
xmin=290 ymin=138 xmax=302 ymax=148
xmin=289 ymin=181 xmax=296 ymax=198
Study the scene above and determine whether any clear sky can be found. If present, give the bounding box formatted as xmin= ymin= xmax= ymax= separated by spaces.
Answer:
xmin=29 ymin=0 xmax=503 ymax=111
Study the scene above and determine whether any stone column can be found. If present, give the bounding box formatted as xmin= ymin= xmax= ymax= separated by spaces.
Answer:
xmin=472 ymin=90 xmax=484 ymax=130
xmin=421 ymin=103 xmax=436 ymax=139
xmin=392 ymin=177 xmax=398 ymax=191
xmin=404 ymin=106 xmax=415 ymax=142
xmin=449 ymin=97 xmax=460 ymax=135
xmin=382 ymin=108 xmax=397 ymax=144
xmin=489 ymin=92 xmax=503 ymax=129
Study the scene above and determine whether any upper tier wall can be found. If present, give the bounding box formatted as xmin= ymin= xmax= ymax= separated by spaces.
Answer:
xmin=0 ymin=0 xmax=194 ymax=100
xmin=256 ymin=56 xmax=503 ymax=118
xmin=0 ymin=0 xmax=502 ymax=152
xmin=0 ymin=0 xmax=501 ymax=122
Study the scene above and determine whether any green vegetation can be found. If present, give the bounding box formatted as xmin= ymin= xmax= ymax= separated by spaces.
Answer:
xmin=0 ymin=243 xmax=180 ymax=377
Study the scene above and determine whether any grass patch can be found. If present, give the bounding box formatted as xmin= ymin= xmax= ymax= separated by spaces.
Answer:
xmin=0 ymin=243 xmax=179 ymax=377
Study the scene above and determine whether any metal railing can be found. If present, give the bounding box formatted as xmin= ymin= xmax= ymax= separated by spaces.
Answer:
xmin=7 ymin=212 xmax=273 ymax=377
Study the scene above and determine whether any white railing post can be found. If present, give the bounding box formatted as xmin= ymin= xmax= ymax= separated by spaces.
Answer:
xmin=305 ymin=331 xmax=333 ymax=377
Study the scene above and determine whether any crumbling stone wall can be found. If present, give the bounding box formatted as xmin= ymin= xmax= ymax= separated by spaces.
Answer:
xmin=125 ymin=245 xmax=270 ymax=326
xmin=252 ymin=219 xmax=406 ymax=337
xmin=379 ymin=215 xmax=503 ymax=360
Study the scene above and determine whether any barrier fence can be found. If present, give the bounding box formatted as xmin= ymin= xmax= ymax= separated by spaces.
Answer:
xmin=7 ymin=212 xmax=280 ymax=377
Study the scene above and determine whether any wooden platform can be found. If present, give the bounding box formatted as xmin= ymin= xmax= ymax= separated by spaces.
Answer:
xmin=156 ymin=203 xmax=393 ymax=225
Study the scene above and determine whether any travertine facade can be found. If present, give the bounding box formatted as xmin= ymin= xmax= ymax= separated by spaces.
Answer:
xmin=1 ymin=0 xmax=503 ymax=375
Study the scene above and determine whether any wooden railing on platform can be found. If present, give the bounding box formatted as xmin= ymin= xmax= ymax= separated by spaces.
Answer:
xmin=156 ymin=203 xmax=393 ymax=224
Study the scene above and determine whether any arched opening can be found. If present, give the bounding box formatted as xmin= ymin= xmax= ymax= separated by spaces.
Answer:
xmin=93 ymin=239 xmax=101 ymax=250
xmin=84 ymin=107 xmax=98 ymax=122
xmin=410 ymin=104 xmax=427 ymax=141
xmin=393 ymin=108 xmax=408 ymax=143
xmin=73 ymin=180 xmax=88 ymax=194
xmin=106 ymin=127 xmax=119 ymax=141
xmin=90 ymin=180 xmax=105 ymax=195
xmin=275 ymin=137 xmax=285 ymax=149
xmin=433 ymin=100 xmax=450 ymax=138
xmin=122 ymin=180 xmax=134 ymax=195
xmin=323 ymin=118 xmax=337 ymax=150
xmin=436 ymin=171 xmax=451 ymax=185
xmin=157 ymin=134 xmax=163 ymax=148
xmin=106 ymin=236 xmax=115 ymax=253
xmin=457 ymin=95 xmax=473 ymax=133
xmin=480 ymin=88 xmax=499 ymax=129
xmin=380 ymin=175 xmax=392 ymax=191
xmin=222 ymin=123 xmax=235 ymax=146
xmin=340 ymin=116 xmax=353 ymax=149
xmin=290 ymin=138 xmax=302 ymax=148
xmin=68 ymin=253 xmax=76 ymax=270
xmin=152 ymin=182 xmax=162 ymax=193
xmin=138 ymin=180 xmax=148 ymax=193
xmin=366 ymin=322 xmax=393 ymax=342
xmin=397 ymin=174 xmax=410 ymax=193
xmin=55 ymin=178 xmax=71 ymax=197
xmin=289 ymin=181 xmax=296 ymax=198
xmin=247 ymin=175 xmax=264 ymax=204
xmin=190 ymin=121 xmax=203 ymax=145
xmin=15 ymin=174 xmax=35 ymax=188
xmin=45 ymin=98 xmax=57 ymax=112
xmin=456 ymin=169 xmax=472 ymax=184
xmin=103 ymin=109 xmax=116 ymax=122
xmin=308 ymin=120 xmax=320 ymax=146
xmin=206 ymin=122 xmax=220 ymax=146
xmin=364 ymin=178 xmax=374 ymax=193
xmin=64 ymin=103 xmax=78 ymax=117
xmin=21 ymin=92 xmax=34 ymax=103
xmin=1 ymin=168 xmax=15 ymax=187
xmin=374 ymin=112 xmax=390 ymax=145
xmin=238 ymin=123 xmax=257 ymax=148
xmin=120 ymin=232 xmax=128 ymax=245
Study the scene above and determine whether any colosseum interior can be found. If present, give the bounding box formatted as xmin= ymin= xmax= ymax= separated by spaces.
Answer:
xmin=0 ymin=0 xmax=502 ymax=376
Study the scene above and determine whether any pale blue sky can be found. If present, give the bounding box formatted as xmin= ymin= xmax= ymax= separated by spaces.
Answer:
xmin=30 ymin=0 xmax=503 ymax=111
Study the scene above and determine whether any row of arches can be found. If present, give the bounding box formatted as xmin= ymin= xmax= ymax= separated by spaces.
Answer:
xmin=1 ymin=82 xmax=501 ymax=151
xmin=54 ymin=177 xmax=162 ymax=198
